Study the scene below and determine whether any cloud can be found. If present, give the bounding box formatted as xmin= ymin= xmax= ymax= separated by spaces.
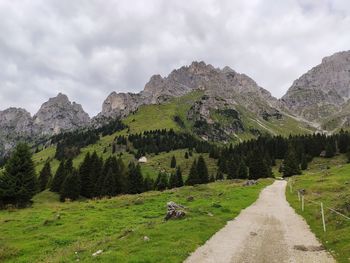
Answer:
xmin=0 ymin=0 xmax=349 ymax=116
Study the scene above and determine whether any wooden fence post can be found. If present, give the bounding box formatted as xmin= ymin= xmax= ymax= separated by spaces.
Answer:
xmin=302 ymin=196 xmax=304 ymax=212
xmin=321 ymin=202 xmax=326 ymax=232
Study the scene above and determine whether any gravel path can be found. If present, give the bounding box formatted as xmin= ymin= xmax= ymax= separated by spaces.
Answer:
xmin=184 ymin=180 xmax=335 ymax=263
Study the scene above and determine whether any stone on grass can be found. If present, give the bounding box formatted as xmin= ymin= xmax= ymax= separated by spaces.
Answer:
xmin=164 ymin=201 xmax=186 ymax=221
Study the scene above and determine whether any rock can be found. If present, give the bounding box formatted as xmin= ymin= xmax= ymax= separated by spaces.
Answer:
xmin=143 ymin=236 xmax=150 ymax=242
xmin=0 ymin=93 xmax=90 ymax=158
xmin=186 ymin=196 xmax=194 ymax=202
xmin=97 ymin=61 xmax=283 ymax=139
xmin=92 ymin=250 xmax=103 ymax=257
xmin=212 ymin=202 xmax=222 ymax=208
xmin=242 ymin=180 xmax=258 ymax=186
xmin=33 ymin=93 xmax=90 ymax=136
xmin=282 ymin=50 xmax=350 ymax=129
xmin=164 ymin=201 xmax=186 ymax=221
xmin=138 ymin=156 xmax=148 ymax=163
xmin=208 ymin=212 xmax=214 ymax=217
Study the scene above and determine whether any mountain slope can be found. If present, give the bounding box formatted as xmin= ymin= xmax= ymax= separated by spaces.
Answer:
xmin=282 ymin=50 xmax=350 ymax=130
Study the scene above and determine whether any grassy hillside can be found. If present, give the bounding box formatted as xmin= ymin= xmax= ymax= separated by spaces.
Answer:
xmin=286 ymin=155 xmax=350 ymax=263
xmin=0 ymin=179 xmax=272 ymax=262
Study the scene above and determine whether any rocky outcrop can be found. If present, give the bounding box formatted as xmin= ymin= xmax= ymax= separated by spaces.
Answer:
xmin=33 ymin=93 xmax=90 ymax=135
xmin=282 ymin=50 xmax=350 ymax=123
xmin=0 ymin=93 xmax=90 ymax=158
xmin=0 ymin=108 xmax=33 ymax=155
xmin=99 ymin=61 xmax=282 ymax=121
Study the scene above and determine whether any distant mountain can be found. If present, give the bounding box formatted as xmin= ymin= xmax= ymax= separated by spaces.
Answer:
xmin=96 ymin=61 xmax=312 ymax=141
xmin=282 ymin=50 xmax=350 ymax=130
xmin=0 ymin=93 xmax=90 ymax=158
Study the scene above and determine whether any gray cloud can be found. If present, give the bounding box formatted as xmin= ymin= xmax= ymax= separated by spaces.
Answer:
xmin=0 ymin=0 xmax=349 ymax=116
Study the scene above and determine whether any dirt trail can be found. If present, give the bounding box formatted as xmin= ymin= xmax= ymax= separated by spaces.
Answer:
xmin=184 ymin=180 xmax=335 ymax=263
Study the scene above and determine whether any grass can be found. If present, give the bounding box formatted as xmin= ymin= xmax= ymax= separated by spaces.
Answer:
xmin=0 ymin=179 xmax=272 ymax=262
xmin=124 ymin=91 xmax=203 ymax=134
xmin=140 ymin=149 xmax=218 ymax=179
xmin=286 ymin=155 xmax=350 ymax=263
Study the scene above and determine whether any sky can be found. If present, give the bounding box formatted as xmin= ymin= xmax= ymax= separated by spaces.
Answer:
xmin=0 ymin=0 xmax=350 ymax=117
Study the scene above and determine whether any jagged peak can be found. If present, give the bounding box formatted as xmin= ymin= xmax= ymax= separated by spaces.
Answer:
xmin=322 ymin=50 xmax=350 ymax=64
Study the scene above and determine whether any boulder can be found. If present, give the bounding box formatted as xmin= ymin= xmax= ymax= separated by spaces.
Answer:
xmin=242 ymin=180 xmax=258 ymax=186
xmin=164 ymin=201 xmax=186 ymax=221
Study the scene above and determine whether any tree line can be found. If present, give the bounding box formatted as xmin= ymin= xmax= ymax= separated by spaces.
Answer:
xmin=2 ymin=130 xmax=350 ymax=208
xmin=53 ymin=119 xmax=126 ymax=160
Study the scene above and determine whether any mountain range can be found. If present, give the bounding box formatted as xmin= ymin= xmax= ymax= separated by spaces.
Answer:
xmin=1 ymin=50 xmax=350 ymax=157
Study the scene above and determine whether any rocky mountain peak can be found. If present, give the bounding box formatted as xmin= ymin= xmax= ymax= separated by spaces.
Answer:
xmin=282 ymin=50 xmax=350 ymax=123
xmin=33 ymin=93 xmax=90 ymax=135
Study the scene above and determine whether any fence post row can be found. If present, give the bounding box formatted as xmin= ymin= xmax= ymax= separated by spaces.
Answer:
xmin=289 ymin=180 xmax=350 ymax=233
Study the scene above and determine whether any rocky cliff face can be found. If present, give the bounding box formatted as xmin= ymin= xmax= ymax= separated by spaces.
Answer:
xmin=0 ymin=93 xmax=90 ymax=158
xmin=33 ymin=93 xmax=90 ymax=135
xmin=99 ymin=61 xmax=283 ymax=121
xmin=282 ymin=51 xmax=350 ymax=124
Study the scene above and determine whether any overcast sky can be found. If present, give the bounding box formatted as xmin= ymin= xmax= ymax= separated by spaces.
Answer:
xmin=0 ymin=0 xmax=349 ymax=116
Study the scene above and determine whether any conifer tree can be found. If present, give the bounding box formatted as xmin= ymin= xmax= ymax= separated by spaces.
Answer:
xmin=143 ymin=176 xmax=154 ymax=191
xmin=197 ymin=155 xmax=209 ymax=184
xmin=50 ymin=160 xmax=66 ymax=192
xmin=155 ymin=172 xmax=168 ymax=191
xmin=249 ymin=151 xmax=271 ymax=179
xmin=0 ymin=143 xmax=37 ymax=207
xmin=184 ymin=152 xmax=189 ymax=159
xmin=283 ymin=147 xmax=301 ymax=177
xmin=79 ymin=152 xmax=92 ymax=198
xmin=60 ymin=170 xmax=81 ymax=201
xmin=300 ymin=154 xmax=308 ymax=170
xmin=175 ymin=166 xmax=184 ymax=187
xmin=186 ymin=159 xmax=200 ymax=185
xmin=209 ymin=174 xmax=215 ymax=182
xmin=168 ymin=173 xmax=177 ymax=189
xmin=127 ymin=163 xmax=144 ymax=194
xmin=170 ymin=155 xmax=176 ymax=168
xmin=38 ymin=161 xmax=52 ymax=191
xmin=237 ymin=161 xmax=248 ymax=179
xmin=216 ymin=170 xmax=224 ymax=180
xmin=226 ymin=160 xmax=238 ymax=179
xmin=325 ymin=142 xmax=335 ymax=158
xmin=101 ymin=168 xmax=117 ymax=197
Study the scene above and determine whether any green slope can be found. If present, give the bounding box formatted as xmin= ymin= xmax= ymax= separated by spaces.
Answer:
xmin=286 ymin=155 xmax=350 ymax=263
xmin=0 ymin=179 xmax=272 ymax=262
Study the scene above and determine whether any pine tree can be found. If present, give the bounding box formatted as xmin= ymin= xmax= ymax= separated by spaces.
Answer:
xmin=237 ymin=161 xmax=248 ymax=179
xmin=197 ymin=155 xmax=209 ymax=184
xmin=127 ymin=163 xmax=144 ymax=194
xmin=175 ymin=167 xmax=184 ymax=187
xmin=0 ymin=143 xmax=37 ymax=207
xmin=101 ymin=168 xmax=117 ymax=197
xmin=300 ymin=154 xmax=308 ymax=170
xmin=325 ymin=142 xmax=336 ymax=158
xmin=226 ymin=160 xmax=237 ymax=179
xmin=170 ymin=155 xmax=176 ymax=168
xmin=155 ymin=172 xmax=168 ymax=191
xmin=50 ymin=160 xmax=66 ymax=192
xmin=79 ymin=152 xmax=92 ymax=198
xmin=38 ymin=161 xmax=52 ymax=191
xmin=216 ymin=170 xmax=224 ymax=180
xmin=143 ymin=176 xmax=154 ymax=191
xmin=209 ymin=174 xmax=215 ymax=182
xmin=283 ymin=147 xmax=301 ymax=177
xmin=60 ymin=170 xmax=81 ymax=202
xmin=249 ymin=151 xmax=271 ymax=179
xmin=186 ymin=159 xmax=200 ymax=185
xmin=168 ymin=173 xmax=177 ymax=188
